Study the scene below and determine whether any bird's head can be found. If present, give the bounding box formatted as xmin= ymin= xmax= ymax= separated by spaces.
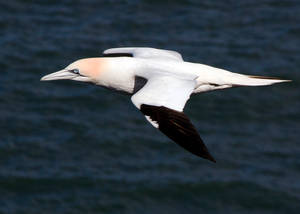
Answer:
xmin=41 ymin=58 xmax=107 ymax=83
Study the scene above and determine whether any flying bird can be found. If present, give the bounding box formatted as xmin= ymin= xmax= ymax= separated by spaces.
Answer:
xmin=41 ymin=47 xmax=290 ymax=162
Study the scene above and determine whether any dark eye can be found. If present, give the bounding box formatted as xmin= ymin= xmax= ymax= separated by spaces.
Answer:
xmin=71 ymin=69 xmax=80 ymax=74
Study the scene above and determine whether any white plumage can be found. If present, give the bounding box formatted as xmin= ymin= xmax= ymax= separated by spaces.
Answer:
xmin=41 ymin=47 xmax=290 ymax=162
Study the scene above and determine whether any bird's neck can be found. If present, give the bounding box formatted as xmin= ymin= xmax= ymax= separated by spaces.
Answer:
xmin=95 ymin=57 xmax=139 ymax=94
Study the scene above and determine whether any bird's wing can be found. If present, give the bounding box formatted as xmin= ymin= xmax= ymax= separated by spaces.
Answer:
xmin=131 ymin=75 xmax=216 ymax=162
xmin=103 ymin=47 xmax=183 ymax=61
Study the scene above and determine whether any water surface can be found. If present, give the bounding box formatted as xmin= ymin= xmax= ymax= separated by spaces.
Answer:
xmin=0 ymin=0 xmax=299 ymax=213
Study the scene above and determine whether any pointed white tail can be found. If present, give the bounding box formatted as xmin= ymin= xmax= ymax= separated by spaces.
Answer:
xmin=194 ymin=70 xmax=291 ymax=94
xmin=230 ymin=74 xmax=291 ymax=86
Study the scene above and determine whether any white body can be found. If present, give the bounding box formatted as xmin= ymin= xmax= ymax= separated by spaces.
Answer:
xmin=97 ymin=56 xmax=288 ymax=95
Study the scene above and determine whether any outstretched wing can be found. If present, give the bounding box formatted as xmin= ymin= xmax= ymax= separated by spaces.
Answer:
xmin=103 ymin=47 xmax=183 ymax=61
xmin=131 ymin=75 xmax=216 ymax=162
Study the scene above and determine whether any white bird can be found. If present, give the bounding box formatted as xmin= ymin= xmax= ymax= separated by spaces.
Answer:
xmin=41 ymin=47 xmax=290 ymax=162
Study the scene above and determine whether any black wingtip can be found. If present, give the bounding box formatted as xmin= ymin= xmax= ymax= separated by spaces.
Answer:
xmin=194 ymin=148 xmax=216 ymax=163
xmin=205 ymin=154 xmax=216 ymax=163
xmin=140 ymin=104 xmax=217 ymax=163
xmin=102 ymin=53 xmax=133 ymax=57
xmin=184 ymin=145 xmax=216 ymax=163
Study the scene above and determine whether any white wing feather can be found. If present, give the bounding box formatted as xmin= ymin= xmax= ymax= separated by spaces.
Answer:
xmin=131 ymin=75 xmax=195 ymax=112
xmin=103 ymin=47 xmax=183 ymax=61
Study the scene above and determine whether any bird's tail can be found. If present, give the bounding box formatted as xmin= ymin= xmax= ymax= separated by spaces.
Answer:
xmin=194 ymin=69 xmax=291 ymax=94
xmin=229 ymin=74 xmax=291 ymax=87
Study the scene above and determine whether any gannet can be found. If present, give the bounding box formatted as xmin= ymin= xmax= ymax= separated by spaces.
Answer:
xmin=41 ymin=47 xmax=290 ymax=162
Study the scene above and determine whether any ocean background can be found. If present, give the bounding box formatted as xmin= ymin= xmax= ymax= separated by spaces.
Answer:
xmin=0 ymin=0 xmax=299 ymax=213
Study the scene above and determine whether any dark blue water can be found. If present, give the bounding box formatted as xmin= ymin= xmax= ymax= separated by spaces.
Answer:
xmin=1 ymin=0 xmax=299 ymax=213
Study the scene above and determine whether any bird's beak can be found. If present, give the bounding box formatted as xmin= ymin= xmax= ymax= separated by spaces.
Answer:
xmin=40 ymin=69 xmax=77 ymax=81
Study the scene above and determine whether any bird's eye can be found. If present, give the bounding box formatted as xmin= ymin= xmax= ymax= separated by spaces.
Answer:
xmin=71 ymin=69 xmax=80 ymax=74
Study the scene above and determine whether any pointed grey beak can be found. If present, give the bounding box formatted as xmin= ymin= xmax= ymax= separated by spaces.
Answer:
xmin=40 ymin=69 xmax=77 ymax=81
